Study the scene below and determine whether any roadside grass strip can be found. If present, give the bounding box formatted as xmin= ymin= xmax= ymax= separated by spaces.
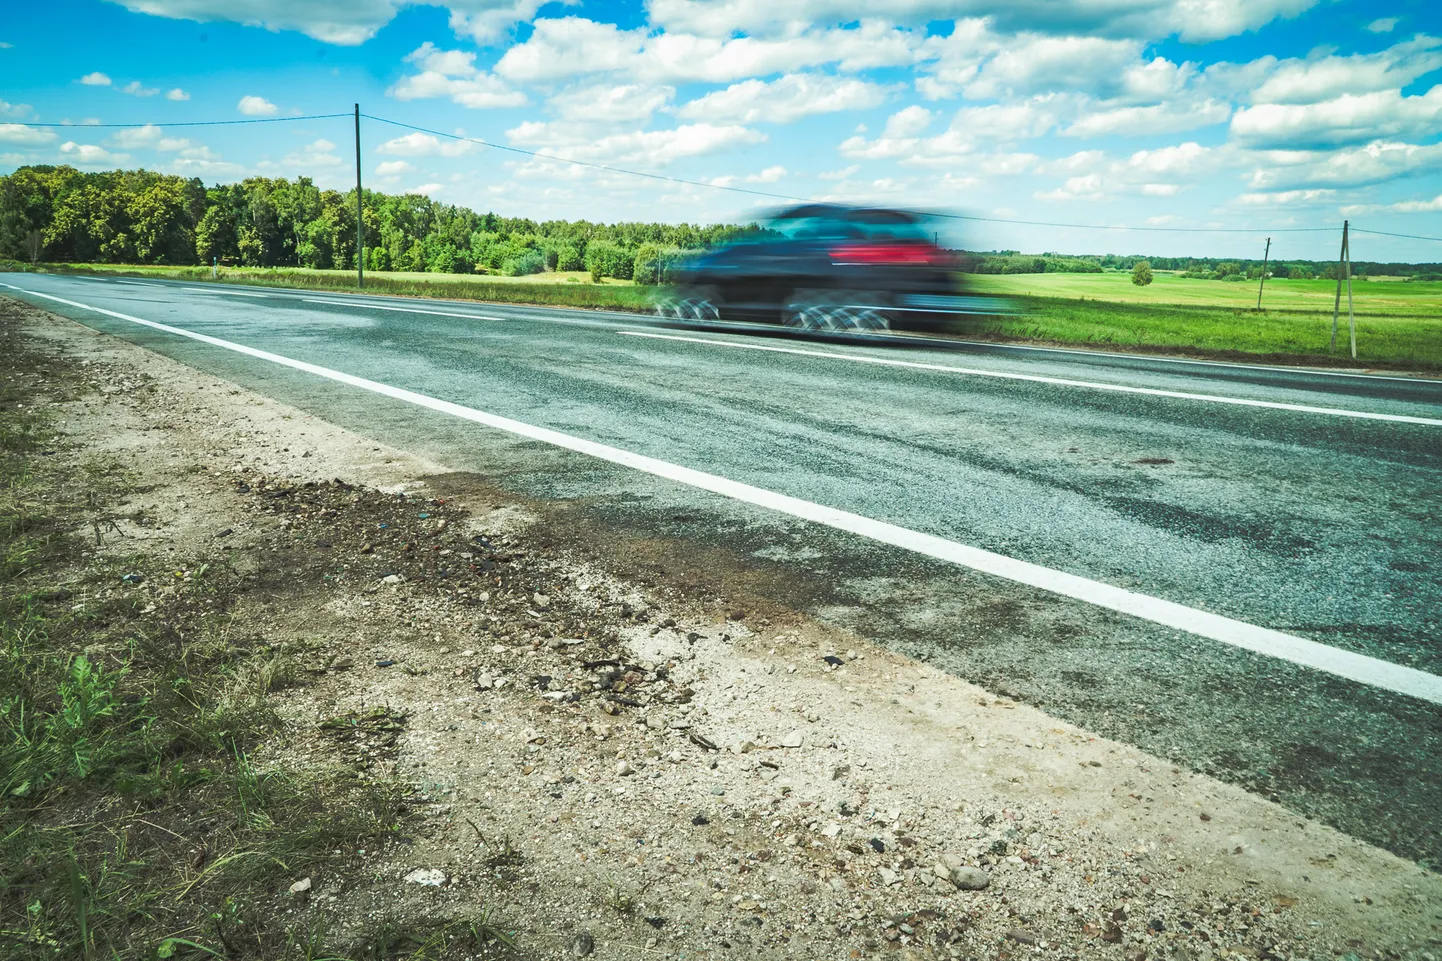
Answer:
xmin=7 ymin=282 xmax=1441 ymax=707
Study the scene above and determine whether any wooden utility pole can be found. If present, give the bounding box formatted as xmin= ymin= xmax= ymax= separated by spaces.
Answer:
xmin=1330 ymin=220 xmax=1347 ymax=350
xmin=1256 ymin=236 xmax=1270 ymax=310
xmin=353 ymin=103 xmax=363 ymax=288
xmin=1345 ymin=228 xmax=1355 ymax=360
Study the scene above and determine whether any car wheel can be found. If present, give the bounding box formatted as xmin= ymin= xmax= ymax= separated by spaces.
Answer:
xmin=784 ymin=289 xmax=890 ymax=332
xmin=654 ymin=286 xmax=720 ymax=322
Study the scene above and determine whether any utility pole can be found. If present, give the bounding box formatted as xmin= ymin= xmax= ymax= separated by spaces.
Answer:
xmin=1255 ymin=237 xmax=1270 ymax=310
xmin=1330 ymin=220 xmax=1347 ymax=350
xmin=353 ymin=103 xmax=363 ymax=288
xmin=1345 ymin=227 xmax=1355 ymax=360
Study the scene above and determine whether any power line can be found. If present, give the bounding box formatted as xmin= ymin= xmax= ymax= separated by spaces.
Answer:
xmin=930 ymin=212 xmax=1334 ymax=234
xmin=1352 ymin=227 xmax=1442 ymax=243
xmin=19 ymin=114 xmax=351 ymax=128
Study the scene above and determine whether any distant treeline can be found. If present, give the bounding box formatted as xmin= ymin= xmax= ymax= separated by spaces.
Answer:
xmin=960 ymin=250 xmax=1442 ymax=280
xmin=0 ymin=165 xmax=760 ymax=282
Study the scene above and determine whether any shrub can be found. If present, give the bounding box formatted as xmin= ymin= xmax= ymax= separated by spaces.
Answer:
xmin=585 ymin=240 xmax=633 ymax=282
xmin=1131 ymin=261 xmax=1153 ymax=286
xmin=556 ymin=244 xmax=584 ymax=272
xmin=500 ymin=249 xmax=546 ymax=276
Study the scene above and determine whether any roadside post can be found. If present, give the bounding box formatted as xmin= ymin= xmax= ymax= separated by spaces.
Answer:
xmin=1346 ymin=230 xmax=1355 ymax=360
xmin=1256 ymin=237 xmax=1270 ymax=310
xmin=354 ymin=103 xmax=364 ymax=290
xmin=1330 ymin=220 xmax=1348 ymax=351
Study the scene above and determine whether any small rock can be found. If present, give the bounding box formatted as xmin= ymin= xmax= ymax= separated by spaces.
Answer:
xmin=710 ymin=786 xmax=725 ymax=796
xmin=948 ymin=867 xmax=991 ymax=891
xmin=878 ymin=867 xmax=900 ymax=885
xmin=1100 ymin=920 xmax=1124 ymax=943
xmin=404 ymin=868 xmax=447 ymax=886
xmin=1006 ymin=928 xmax=1037 ymax=946
xmin=120 ymin=573 xmax=144 ymax=585
xmin=533 ymin=592 xmax=550 ymax=609
xmin=616 ymin=760 xmax=636 ymax=776
xmin=780 ymin=730 xmax=805 ymax=749
xmin=382 ymin=574 xmax=404 ymax=585
xmin=868 ymin=838 xmax=886 ymax=854
xmin=1125 ymin=948 xmax=1148 ymax=961
xmin=288 ymin=877 xmax=312 ymax=895
xmin=375 ymin=660 xmax=397 ymax=668
xmin=570 ymin=931 xmax=595 ymax=956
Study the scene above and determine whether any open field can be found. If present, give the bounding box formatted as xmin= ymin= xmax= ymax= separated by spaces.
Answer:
xmin=7 ymin=261 xmax=1440 ymax=369
xmin=969 ymin=270 xmax=1442 ymax=316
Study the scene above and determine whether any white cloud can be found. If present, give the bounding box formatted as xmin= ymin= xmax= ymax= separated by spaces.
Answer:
xmin=282 ymin=138 xmax=344 ymax=168
xmin=1236 ymin=188 xmax=1336 ymax=205
xmin=964 ymin=35 xmax=1142 ymax=100
xmin=107 ymin=124 xmax=165 ymax=148
xmin=0 ymin=99 xmax=33 ymax=119
xmin=447 ymin=0 xmax=579 ymax=43
xmin=677 ymin=73 xmax=888 ymax=124
xmin=494 ymin=16 xmax=921 ymax=85
xmin=1230 ymin=85 xmax=1442 ymax=148
xmin=121 ymin=80 xmax=160 ymax=97
xmin=819 ymin=164 xmax=858 ymax=180
xmin=1248 ymin=36 xmax=1442 ymax=105
xmin=645 ymin=0 xmax=1319 ymax=44
xmin=746 ymin=165 xmax=786 ymax=182
xmin=238 ymin=95 xmax=279 ymax=116
xmin=1345 ymin=193 xmax=1442 ymax=214
xmin=506 ymin=120 xmax=766 ymax=167
xmin=1245 ymin=140 xmax=1442 ymax=189
xmin=108 ymin=0 xmax=401 ymax=45
xmin=375 ymin=160 xmax=414 ymax=176
xmin=1367 ymin=18 xmax=1398 ymax=33
xmin=60 ymin=142 xmax=128 ymax=165
xmin=407 ymin=182 xmax=445 ymax=195
xmin=883 ymin=105 xmax=932 ymax=138
xmin=550 ymin=83 xmax=673 ymax=123
xmin=1036 ymin=173 xmax=1105 ymax=201
xmin=79 ymin=72 xmax=112 ymax=86
xmin=1064 ymin=99 xmax=1231 ymax=137
xmin=375 ymin=131 xmax=474 ymax=157
xmin=166 ymin=88 xmax=190 ymax=101
xmin=0 ymin=124 xmax=58 ymax=146
xmin=389 ymin=42 xmax=527 ymax=109
xmin=1142 ymin=183 xmax=1182 ymax=196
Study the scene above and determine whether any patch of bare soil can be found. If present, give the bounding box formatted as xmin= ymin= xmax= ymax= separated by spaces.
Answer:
xmin=14 ymin=298 xmax=1441 ymax=960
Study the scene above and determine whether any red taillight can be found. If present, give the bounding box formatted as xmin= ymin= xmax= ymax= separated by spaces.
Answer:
xmin=828 ymin=242 xmax=948 ymax=266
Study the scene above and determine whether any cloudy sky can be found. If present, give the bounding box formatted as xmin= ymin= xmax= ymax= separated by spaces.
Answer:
xmin=1 ymin=0 xmax=1439 ymax=258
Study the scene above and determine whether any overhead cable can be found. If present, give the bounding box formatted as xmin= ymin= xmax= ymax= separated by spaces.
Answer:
xmin=19 ymin=114 xmax=352 ymax=128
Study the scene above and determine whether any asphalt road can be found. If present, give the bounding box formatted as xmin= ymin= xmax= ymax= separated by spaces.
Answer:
xmin=6 ymin=273 xmax=1442 ymax=867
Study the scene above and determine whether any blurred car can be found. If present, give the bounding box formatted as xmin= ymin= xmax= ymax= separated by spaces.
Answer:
xmin=658 ymin=203 xmax=971 ymax=332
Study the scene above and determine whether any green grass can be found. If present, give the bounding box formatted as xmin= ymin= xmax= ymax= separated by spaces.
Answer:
xmin=18 ymin=261 xmax=653 ymax=312
xmin=969 ymin=270 xmax=1442 ymax=316
xmin=0 ymin=307 xmax=518 ymax=960
xmin=959 ymin=272 xmax=1442 ymax=369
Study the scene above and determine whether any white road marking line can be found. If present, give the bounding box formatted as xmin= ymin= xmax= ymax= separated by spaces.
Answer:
xmin=6 ymin=282 xmax=1440 ymax=705
xmin=943 ymin=335 xmax=1440 ymax=385
xmin=302 ymin=298 xmax=506 ymax=321
xmin=180 ymin=286 xmax=272 ymax=298
xmin=619 ymin=330 xmax=1442 ymax=427
xmin=116 ymin=280 xmax=165 ymax=288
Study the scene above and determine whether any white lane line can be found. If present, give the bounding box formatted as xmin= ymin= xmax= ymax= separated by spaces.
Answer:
xmin=619 ymin=330 xmax=1442 ymax=427
xmin=180 ymin=286 xmax=273 ymax=298
xmin=303 ymin=298 xmax=506 ymax=322
xmin=943 ymin=335 xmax=1439 ymax=385
xmin=116 ymin=280 xmax=166 ymax=288
xmin=7 ymin=281 xmax=1440 ymax=706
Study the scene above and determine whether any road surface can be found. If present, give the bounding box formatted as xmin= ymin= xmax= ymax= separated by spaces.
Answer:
xmin=5 ymin=273 xmax=1441 ymax=867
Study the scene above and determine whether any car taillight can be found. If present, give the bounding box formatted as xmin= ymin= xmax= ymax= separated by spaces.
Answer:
xmin=828 ymin=242 xmax=949 ymax=266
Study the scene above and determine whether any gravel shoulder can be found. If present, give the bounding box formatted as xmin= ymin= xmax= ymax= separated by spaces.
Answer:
xmin=14 ymin=297 xmax=1440 ymax=960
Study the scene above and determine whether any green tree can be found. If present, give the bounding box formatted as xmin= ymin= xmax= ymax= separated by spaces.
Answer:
xmin=1131 ymin=261 xmax=1153 ymax=286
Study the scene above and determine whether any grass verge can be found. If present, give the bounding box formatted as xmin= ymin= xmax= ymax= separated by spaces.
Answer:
xmin=0 ymin=303 xmax=516 ymax=959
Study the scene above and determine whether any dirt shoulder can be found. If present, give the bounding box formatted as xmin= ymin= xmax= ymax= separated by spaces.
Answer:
xmin=9 ymin=296 xmax=1440 ymax=960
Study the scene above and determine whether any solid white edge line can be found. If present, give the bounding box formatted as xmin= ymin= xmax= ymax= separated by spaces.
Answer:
xmin=302 ymin=298 xmax=506 ymax=321
xmin=618 ymin=330 xmax=1442 ymax=427
xmin=6 ymin=281 xmax=1440 ymax=706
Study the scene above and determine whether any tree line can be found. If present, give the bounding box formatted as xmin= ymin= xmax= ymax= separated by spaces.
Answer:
xmin=0 ymin=165 xmax=762 ymax=282
xmin=2 ymin=165 xmax=1437 ymax=282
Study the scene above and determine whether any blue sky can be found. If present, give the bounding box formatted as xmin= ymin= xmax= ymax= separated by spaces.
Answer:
xmin=1 ymin=0 xmax=1440 ymax=259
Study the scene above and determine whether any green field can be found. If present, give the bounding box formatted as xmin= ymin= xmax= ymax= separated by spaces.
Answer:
xmin=6 ymin=261 xmax=1440 ymax=371
xmin=969 ymin=270 xmax=1442 ymax=316
xmin=958 ymin=271 xmax=1442 ymax=370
